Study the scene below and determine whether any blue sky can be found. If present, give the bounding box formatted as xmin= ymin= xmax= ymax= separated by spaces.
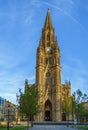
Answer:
xmin=0 ymin=0 xmax=88 ymax=104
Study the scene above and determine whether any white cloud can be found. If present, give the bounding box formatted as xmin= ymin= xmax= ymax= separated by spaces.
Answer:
xmin=22 ymin=13 xmax=33 ymax=25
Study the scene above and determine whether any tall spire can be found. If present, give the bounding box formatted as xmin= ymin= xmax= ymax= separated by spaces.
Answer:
xmin=44 ymin=9 xmax=53 ymax=29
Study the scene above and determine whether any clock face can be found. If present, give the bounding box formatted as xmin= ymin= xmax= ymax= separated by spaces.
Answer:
xmin=46 ymin=47 xmax=50 ymax=52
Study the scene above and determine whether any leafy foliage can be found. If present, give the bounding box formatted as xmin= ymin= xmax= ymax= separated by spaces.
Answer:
xmin=19 ymin=84 xmax=39 ymax=117
xmin=62 ymin=89 xmax=88 ymax=122
xmin=62 ymin=94 xmax=73 ymax=120
xmin=72 ymin=89 xmax=88 ymax=122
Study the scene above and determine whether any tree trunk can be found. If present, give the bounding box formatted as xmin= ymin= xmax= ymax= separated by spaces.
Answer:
xmin=31 ymin=115 xmax=33 ymax=127
xmin=67 ymin=113 xmax=69 ymax=127
xmin=27 ymin=116 xmax=30 ymax=130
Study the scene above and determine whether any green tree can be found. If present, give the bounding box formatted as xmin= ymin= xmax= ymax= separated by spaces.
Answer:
xmin=62 ymin=89 xmax=88 ymax=123
xmin=62 ymin=87 xmax=73 ymax=122
xmin=62 ymin=95 xmax=73 ymax=121
xmin=72 ymin=89 xmax=88 ymax=123
xmin=19 ymin=84 xmax=39 ymax=129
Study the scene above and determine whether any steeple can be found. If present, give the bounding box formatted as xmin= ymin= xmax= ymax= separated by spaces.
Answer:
xmin=44 ymin=9 xmax=53 ymax=29
xmin=38 ymin=9 xmax=59 ymax=50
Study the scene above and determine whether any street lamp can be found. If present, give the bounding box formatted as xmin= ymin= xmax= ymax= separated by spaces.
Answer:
xmin=7 ymin=105 xmax=10 ymax=130
xmin=15 ymin=105 xmax=18 ymax=125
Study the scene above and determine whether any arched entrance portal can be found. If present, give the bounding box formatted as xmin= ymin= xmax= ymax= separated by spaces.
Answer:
xmin=62 ymin=113 xmax=66 ymax=121
xmin=44 ymin=100 xmax=52 ymax=121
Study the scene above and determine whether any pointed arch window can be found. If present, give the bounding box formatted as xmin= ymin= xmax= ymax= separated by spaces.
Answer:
xmin=47 ymin=42 xmax=50 ymax=47
xmin=46 ymin=58 xmax=48 ymax=64
xmin=47 ymin=33 xmax=50 ymax=41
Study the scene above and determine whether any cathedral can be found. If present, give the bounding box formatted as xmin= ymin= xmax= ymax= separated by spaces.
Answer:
xmin=25 ymin=10 xmax=71 ymax=122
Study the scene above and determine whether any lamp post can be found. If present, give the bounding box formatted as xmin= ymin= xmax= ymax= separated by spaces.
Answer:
xmin=7 ymin=105 xmax=10 ymax=130
xmin=15 ymin=105 xmax=18 ymax=125
xmin=16 ymin=93 xmax=20 ymax=124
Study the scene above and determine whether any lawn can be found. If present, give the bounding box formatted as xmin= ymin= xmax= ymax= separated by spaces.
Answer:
xmin=73 ymin=126 xmax=88 ymax=130
xmin=0 ymin=126 xmax=27 ymax=130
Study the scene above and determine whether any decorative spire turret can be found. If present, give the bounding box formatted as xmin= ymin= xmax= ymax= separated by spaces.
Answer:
xmin=25 ymin=79 xmax=29 ymax=92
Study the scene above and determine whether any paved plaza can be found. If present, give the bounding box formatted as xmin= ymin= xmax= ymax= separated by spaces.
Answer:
xmin=29 ymin=125 xmax=78 ymax=130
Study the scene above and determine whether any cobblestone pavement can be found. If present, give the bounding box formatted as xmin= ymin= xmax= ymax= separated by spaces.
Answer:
xmin=29 ymin=125 xmax=78 ymax=130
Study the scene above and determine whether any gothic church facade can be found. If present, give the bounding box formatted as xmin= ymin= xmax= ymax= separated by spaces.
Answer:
xmin=25 ymin=10 xmax=71 ymax=122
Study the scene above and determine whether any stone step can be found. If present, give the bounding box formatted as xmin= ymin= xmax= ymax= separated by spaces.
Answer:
xmin=34 ymin=121 xmax=88 ymax=125
xmin=34 ymin=121 xmax=73 ymax=125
